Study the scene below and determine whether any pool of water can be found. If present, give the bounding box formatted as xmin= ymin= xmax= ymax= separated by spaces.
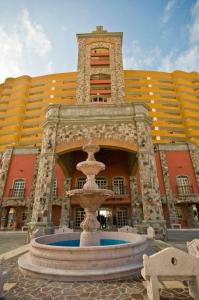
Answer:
xmin=48 ymin=239 xmax=129 ymax=247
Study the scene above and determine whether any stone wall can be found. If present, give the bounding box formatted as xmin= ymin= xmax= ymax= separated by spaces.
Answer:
xmin=31 ymin=124 xmax=58 ymax=224
xmin=189 ymin=144 xmax=199 ymax=188
xmin=135 ymin=115 xmax=166 ymax=238
xmin=56 ymin=122 xmax=137 ymax=146
xmin=0 ymin=148 xmax=13 ymax=204
xmin=129 ymin=175 xmax=143 ymax=225
xmin=60 ymin=177 xmax=71 ymax=227
xmin=76 ymin=29 xmax=124 ymax=104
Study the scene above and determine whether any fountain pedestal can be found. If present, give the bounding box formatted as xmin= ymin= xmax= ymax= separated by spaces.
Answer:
xmin=68 ymin=143 xmax=114 ymax=246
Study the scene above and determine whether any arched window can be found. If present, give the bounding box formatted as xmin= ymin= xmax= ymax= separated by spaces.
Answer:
xmin=90 ymin=47 xmax=110 ymax=67
xmin=96 ymin=177 xmax=107 ymax=189
xmin=76 ymin=177 xmax=86 ymax=189
xmin=12 ymin=179 xmax=25 ymax=197
xmin=176 ymin=175 xmax=193 ymax=195
xmin=112 ymin=177 xmax=126 ymax=195
xmin=90 ymin=73 xmax=111 ymax=103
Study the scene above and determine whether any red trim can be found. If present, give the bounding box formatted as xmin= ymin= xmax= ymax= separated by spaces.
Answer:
xmin=91 ymin=52 xmax=109 ymax=57
xmin=90 ymin=90 xmax=111 ymax=95
xmin=91 ymin=61 xmax=110 ymax=66
xmin=90 ymin=79 xmax=111 ymax=84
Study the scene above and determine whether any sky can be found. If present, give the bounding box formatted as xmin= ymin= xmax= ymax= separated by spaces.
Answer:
xmin=0 ymin=0 xmax=199 ymax=83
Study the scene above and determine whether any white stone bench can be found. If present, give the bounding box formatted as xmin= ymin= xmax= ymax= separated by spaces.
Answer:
xmin=54 ymin=225 xmax=73 ymax=234
xmin=118 ymin=226 xmax=137 ymax=234
xmin=187 ymin=239 xmax=199 ymax=258
xmin=171 ymin=223 xmax=181 ymax=229
xmin=141 ymin=247 xmax=199 ymax=300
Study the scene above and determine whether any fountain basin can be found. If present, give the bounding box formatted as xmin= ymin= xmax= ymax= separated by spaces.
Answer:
xmin=18 ymin=231 xmax=148 ymax=281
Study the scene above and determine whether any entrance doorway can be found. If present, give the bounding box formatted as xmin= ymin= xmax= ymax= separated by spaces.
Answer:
xmin=97 ymin=207 xmax=112 ymax=229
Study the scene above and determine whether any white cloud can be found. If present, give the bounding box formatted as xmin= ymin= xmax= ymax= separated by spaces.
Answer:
xmin=162 ymin=0 xmax=177 ymax=24
xmin=20 ymin=9 xmax=51 ymax=57
xmin=0 ymin=8 xmax=53 ymax=83
xmin=124 ymin=0 xmax=199 ymax=73
xmin=189 ymin=0 xmax=199 ymax=43
xmin=123 ymin=41 xmax=162 ymax=70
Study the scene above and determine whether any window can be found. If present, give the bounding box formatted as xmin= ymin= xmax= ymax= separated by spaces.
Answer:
xmin=52 ymin=178 xmax=57 ymax=197
xmin=77 ymin=177 xmax=86 ymax=189
xmin=96 ymin=177 xmax=107 ymax=189
xmin=112 ymin=177 xmax=126 ymax=195
xmin=90 ymin=47 xmax=110 ymax=67
xmin=176 ymin=175 xmax=193 ymax=195
xmin=11 ymin=179 xmax=25 ymax=197
xmin=75 ymin=207 xmax=85 ymax=228
xmin=117 ymin=207 xmax=128 ymax=227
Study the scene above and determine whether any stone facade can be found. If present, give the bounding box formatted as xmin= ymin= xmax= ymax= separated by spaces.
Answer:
xmin=60 ymin=177 xmax=71 ymax=226
xmin=129 ymin=176 xmax=143 ymax=225
xmin=26 ymin=150 xmax=41 ymax=223
xmin=135 ymin=114 xmax=166 ymax=238
xmin=189 ymin=144 xmax=199 ymax=187
xmin=159 ymin=150 xmax=178 ymax=226
xmin=29 ymin=27 xmax=166 ymax=239
xmin=31 ymin=124 xmax=58 ymax=225
xmin=0 ymin=148 xmax=13 ymax=205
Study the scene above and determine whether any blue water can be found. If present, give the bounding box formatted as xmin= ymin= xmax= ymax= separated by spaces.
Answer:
xmin=48 ymin=239 xmax=129 ymax=247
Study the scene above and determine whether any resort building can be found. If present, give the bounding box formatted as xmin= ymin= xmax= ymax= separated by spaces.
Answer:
xmin=0 ymin=26 xmax=199 ymax=234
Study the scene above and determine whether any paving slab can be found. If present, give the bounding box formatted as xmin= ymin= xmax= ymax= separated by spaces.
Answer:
xmin=2 ymin=255 xmax=194 ymax=300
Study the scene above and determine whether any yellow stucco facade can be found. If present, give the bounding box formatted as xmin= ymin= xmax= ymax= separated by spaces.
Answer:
xmin=0 ymin=68 xmax=199 ymax=151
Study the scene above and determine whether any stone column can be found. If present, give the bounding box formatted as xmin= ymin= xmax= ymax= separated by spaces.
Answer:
xmin=188 ymin=144 xmax=199 ymax=188
xmin=159 ymin=150 xmax=178 ymax=226
xmin=135 ymin=106 xmax=166 ymax=239
xmin=0 ymin=149 xmax=13 ymax=202
xmin=129 ymin=175 xmax=143 ymax=225
xmin=25 ymin=150 xmax=41 ymax=224
xmin=29 ymin=123 xmax=58 ymax=239
xmin=0 ymin=149 xmax=13 ymax=224
xmin=60 ymin=177 xmax=71 ymax=227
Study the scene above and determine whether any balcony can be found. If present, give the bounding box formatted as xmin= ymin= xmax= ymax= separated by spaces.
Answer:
xmin=2 ymin=189 xmax=26 ymax=207
xmin=177 ymin=184 xmax=193 ymax=195
xmin=174 ymin=185 xmax=199 ymax=204
xmin=9 ymin=188 xmax=25 ymax=198
xmin=74 ymin=185 xmax=129 ymax=196
xmin=90 ymin=60 xmax=110 ymax=66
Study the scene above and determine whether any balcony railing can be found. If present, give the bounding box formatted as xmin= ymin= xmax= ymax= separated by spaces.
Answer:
xmin=9 ymin=188 xmax=25 ymax=198
xmin=74 ymin=185 xmax=129 ymax=196
xmin=177 ymin=184 xmax=193 ymax=195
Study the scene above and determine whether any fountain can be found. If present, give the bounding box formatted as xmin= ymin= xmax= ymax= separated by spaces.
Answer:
xmin=18 ymin=143 xmax=148 ymax=281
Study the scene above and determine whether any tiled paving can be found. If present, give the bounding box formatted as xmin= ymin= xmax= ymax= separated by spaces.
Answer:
xmin=3 ymin=256 xmax=193 ymax=300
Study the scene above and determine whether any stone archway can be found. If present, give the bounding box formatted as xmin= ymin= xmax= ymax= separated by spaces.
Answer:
xmin=30 ymin=101 xmax=166 ymax=240
xmin=56 ymin=138 xmax=138 ymax=155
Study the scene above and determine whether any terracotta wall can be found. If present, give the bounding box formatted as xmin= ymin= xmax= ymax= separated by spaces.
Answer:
xmin=166 ymin=151 xmax=198 ymax=194
xmin=4 ymin=154 xmax=36 ymax=197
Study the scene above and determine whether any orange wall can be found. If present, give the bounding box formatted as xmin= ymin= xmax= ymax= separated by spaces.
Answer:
xmin=155 ymin=152 xmax=166 ymax=195
xmin=4 ymin=154 xmax=36 ymax=197
xmin=166 ymin=151 xmax=198 ymax=194
xmin=55 ymin=164 xmax=64 ymax=197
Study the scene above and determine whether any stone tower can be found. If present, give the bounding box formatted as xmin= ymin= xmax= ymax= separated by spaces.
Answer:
xmin=76 ymin=25 xmax=125 ymax=104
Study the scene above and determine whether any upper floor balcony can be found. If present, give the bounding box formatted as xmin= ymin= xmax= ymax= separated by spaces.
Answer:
xmin=174 ymin=184 xmax=199 ymax=204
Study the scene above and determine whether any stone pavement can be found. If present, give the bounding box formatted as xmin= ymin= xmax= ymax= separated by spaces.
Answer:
xmin=1 ymin=230 xmax=199 ymax=299
xmin=1 ymin=255 xmax=193 ymax=300
xmin=0 ymin=232 xmax=26 ymax=255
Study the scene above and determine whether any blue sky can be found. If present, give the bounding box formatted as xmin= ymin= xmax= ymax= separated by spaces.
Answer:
xmin=0 ymin=0 xmax=199 ymax=83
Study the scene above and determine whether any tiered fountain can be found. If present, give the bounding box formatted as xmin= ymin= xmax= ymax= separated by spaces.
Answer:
xmin=18 ymin=143 xmax=148 ymax=281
